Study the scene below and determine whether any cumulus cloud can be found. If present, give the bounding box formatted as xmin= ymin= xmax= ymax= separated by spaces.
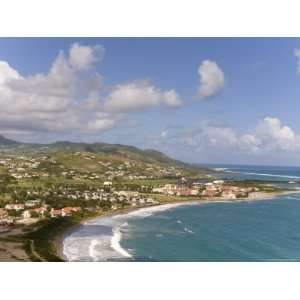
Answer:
xmin=0 ymin=43 xmax=116 ymax=137
xmin=69 ymin=43 xmax=105 ymax=71
xmin=0 ymin=61 xmax=20 ymax=84
xmin=197 ymin=60 xmax=225 ymax=99
xmin=158 ymin=117 xmax=300 ymax=162
xmin=253 ymin=117 xmax=300 ymax=152
xmin=162 ymin=90 xmax=183 ymax=108
xmin=208 ymin=117 xmax=300 ymax=154
xmin=104 ymin=80 xmax=182 ymax=113
xmin=0 ymin=43 xmax=184 ymax=141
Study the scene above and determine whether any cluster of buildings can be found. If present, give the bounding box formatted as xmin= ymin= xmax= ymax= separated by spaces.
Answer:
xmin=114 ymin=190 xmax=158 ymax=207
xmin=152 ymin=182 xmax=200 ymax=196
xmin=0 ymin=184 xmax=160 ymax=226
xmin=0 ymin=156 xmax=50 ymax=180
xmin=151 ymin=179 xmax=261 ymax=200
xmin=201 ymin=180 xmax=259 ymax=199
xmin=0 ymin=201 xmax=82 ymax=226
xmin=0 ymin=151 xmax=192 ymax=187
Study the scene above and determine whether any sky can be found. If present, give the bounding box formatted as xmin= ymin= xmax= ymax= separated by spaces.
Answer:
xmin=1 ymin=38 xmax=300 ymax=165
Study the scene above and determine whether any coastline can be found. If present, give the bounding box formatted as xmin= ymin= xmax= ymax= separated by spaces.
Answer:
xmin=56 ymin=189 xmax=300 ymax=261
xmin=54 ymin=205 xmax=157 ymax=261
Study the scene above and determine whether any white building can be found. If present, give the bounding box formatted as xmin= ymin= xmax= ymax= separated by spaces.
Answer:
xmin=5 ymin=204 xmax=25 ymax=211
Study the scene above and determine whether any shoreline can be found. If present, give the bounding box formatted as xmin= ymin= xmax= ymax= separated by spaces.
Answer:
xmin=56 ymin=189 xmax=300 ymax=261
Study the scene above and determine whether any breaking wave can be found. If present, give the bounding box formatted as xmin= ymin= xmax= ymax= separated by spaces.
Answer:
xmin=63 ymin=202 xmax=198 ymax=261
xmin=111 ymin=224 xmax=132 ymax=258
xmin=221 ymin=169 xmax=300 ymax=179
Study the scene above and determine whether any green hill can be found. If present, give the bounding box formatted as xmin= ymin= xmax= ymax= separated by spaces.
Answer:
xmin=0 ymin=135 xmax=207 ymax=177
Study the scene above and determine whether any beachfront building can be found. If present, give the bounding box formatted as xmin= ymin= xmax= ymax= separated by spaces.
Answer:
xmin=152 ymin=187 xmax=165 ymax=193
xmin=61 ymin=207 xmax=81 ymax=216
xmin=202 ymin=183 xmax=219 ymax=197
xmin=152 ymin=182 xmax=201 ymax=196
xmin=221 ymin=190 xmax=236 ymax=199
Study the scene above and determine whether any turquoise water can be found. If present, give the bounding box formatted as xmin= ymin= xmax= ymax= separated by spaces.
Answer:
xmin=122 ymin=196 xmax=300 ymax=261
xmin=63 ymin=165 xmax=300 ymax=262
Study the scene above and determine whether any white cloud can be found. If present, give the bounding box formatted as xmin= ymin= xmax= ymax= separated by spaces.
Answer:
xmin=197 ymin=60 xmax=225 ymax=99
xmin=69 ymin=43 xmax=105 ymax=71
xmin=254 ymin=117 xmax=300 ymax=152
xmin=0 ymin=43 xmax=116 ymax=136
xmin=163 ymin=90 xmax=183 ymax=108
xmin=204 ymin=117 xmax=300 ymax=154
xmin=0 ymin=61 xmax=21 ymax=84
xmin=0 ymin=43 xmax=184 ymax=141
xmin=157 ymin=117 xmax=300 ymax=163
xmin=104 ymin=80 xmax=182 ymax=113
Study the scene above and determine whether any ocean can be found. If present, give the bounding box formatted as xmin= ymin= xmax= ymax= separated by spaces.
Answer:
xmin=62 ymin=165 xmax=300 ymax=262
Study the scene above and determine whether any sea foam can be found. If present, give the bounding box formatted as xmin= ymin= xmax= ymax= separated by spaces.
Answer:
xmin=111 ymin=224 xmax=132 ymax=258
xmin=222 ymin=169 xmax=300 ymax=179
xmin=63 ymin=202 xmax=199 ymax=261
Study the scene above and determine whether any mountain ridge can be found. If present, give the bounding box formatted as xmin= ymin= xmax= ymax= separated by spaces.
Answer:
xmin=0 ymin=134 xmax=201 ymax=171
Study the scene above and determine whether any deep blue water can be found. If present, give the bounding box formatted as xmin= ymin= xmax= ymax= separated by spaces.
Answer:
xmin=63 ymin=165 xmax=300 ymax=262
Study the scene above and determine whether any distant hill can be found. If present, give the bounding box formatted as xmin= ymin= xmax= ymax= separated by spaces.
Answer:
xmin=0 ymin=135 xmax=19 ymax=145
xmin=0 ymin=135 xmax=206 ymax=174
xmin=47 ymin=141 xmax=192 ymax=169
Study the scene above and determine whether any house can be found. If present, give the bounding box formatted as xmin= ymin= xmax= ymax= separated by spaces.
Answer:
xmin=146 ymin=198 xmax=157 ymax=204
xmin=189 ymin=189 xmax=199 ymax=196
xmin=25 ymin=200 xmax=41 ymax=207
xmin=117 ymin=191 xmax=139 ymax=198
xmin=50 ymin=209 xmax=62 ymax=218
xmin=5 ymin=204 xmax=25 ymax=211
xmin=202 ymin=189 xmax=219 ymax=197
xmin=152 ymin=187 xmax=164 ymax=193
xmin=61 ymin=207 xmax=81 ymax=216
xmin=221 ymin=190 xmax=236 ymax=199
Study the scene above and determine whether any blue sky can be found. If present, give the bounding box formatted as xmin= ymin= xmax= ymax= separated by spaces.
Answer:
xmin=1 ymin=38 xmax=300 ymax=165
